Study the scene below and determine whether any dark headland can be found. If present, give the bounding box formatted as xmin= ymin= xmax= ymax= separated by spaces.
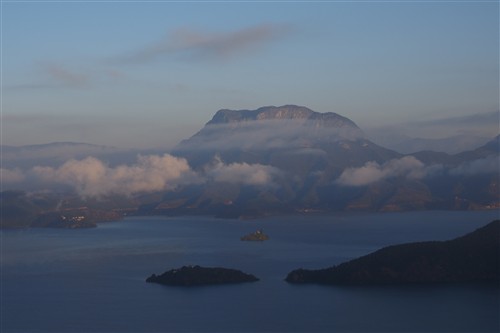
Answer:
xmin=286 ymin=220 xmax=500 ymax=285
xmin=146 ymin=265 xmax=259 ymax=286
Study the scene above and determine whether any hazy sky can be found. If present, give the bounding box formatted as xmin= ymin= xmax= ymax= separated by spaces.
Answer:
xmin=2 ymin=0 xmax=498 ymax=149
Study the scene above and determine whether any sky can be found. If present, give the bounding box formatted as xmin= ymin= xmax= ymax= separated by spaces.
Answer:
xmin=1 ymin=0 xmax=499 ymax=150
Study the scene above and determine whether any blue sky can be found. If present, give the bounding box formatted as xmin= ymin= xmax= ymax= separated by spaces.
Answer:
xmin=2 ymin=1 xmax=498 ymax=149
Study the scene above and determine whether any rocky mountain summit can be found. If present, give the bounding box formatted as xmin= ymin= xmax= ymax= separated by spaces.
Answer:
xmin=207 ymin=105 xmax=361 ymax=128
xmin=174 ymin=105 xmax=366 ymax=155
xmin=173 ymin=105 xmax=396 ymax=170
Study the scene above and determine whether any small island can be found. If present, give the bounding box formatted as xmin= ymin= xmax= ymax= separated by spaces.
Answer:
xmin=146 ymin=265 xmax=259 ymax=286
xmin=286 ymin=220 xmax=500 ymax=285
xmin=241 ymin=229 xmax=269 ymax=241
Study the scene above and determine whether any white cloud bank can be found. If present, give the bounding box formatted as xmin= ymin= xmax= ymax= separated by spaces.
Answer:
xmin=1 ymin=168 xmax=26 ymax=183
xmin=2 ymin=154 xmax=281 ymax=197
xmin=177 ymin=119 xmax=364 ymax=152
xmin=450 ymin=155 xmax=499 ymax=176
xmin=33 ymin=154 xmax=197 ymax=197
xmin=336 ymin=156 xmax=429 ymax=186
xmin=336 ymin=154 xmax=499 ymax=187
xmin=207 ymin=157 xmax=281 ymax=187
xmin=4 ymin=153 xmax=497 ymax=195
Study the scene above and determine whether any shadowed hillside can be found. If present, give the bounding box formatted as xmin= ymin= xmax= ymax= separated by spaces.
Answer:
xmin=286 ymin=220 xmax=500 ymax=285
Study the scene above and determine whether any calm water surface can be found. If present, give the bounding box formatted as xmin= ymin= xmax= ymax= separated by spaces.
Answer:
xmin=2 ymin=210 xmax=499 ymax=332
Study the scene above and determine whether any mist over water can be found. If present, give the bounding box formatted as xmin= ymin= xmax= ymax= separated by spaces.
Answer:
xmin=2 ymin=210 xmax=499 ymax=332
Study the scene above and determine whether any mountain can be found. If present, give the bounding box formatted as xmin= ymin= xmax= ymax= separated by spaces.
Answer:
xmin=206 ymin=105 xmax=360 ymax=127
xmin=455 ymin=134 xmax=500 ymax=161
xmin=337 ymin=135 xmax=499 ymax=212
xmin=0 ymin=190 xmax=134 ymax=228
xmin=1 ymin=142 xmax=117 ymax=168
xmin=164 ymin=106 xmax=499 ymax=217
xmin=366 ymin=133 xmax=493 ymax=155
xmin=1 ymin=142 xmax=168 ymax=169
xmin=173 ymin=105 xmax=399 ymax=175
xmin=285 ymin=220 xmax=500 ymax=285
xmin=365 ymin=111 xmax=499 ymax=154
xmin=1 ymin=106 xmax=498 ymax=227
xmin=0 ymin=190 xmax=60 ymax=228
xmin=166 ymin=105 xmax=403 ymax=216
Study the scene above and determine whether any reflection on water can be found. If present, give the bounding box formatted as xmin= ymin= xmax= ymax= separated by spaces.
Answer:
xmin=2 ymin=210 xmax=499 ymax=332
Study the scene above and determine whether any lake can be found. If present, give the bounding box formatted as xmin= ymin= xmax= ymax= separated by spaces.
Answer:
xmin=2 ymin=210 xmax=499 ymax=332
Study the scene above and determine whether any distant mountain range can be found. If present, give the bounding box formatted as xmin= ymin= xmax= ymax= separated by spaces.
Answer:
xmin=365 ymin=111 xmax=499 ymax=154
xmin=1 ymin=105 xmax=499 ymax=227
xmin=0 ymin=142 xmax=168 ymax=169
xmin=165 ymin=105 xmax=499 ymax=217
xmin=369 ymin=134 xmax=493 ymax=155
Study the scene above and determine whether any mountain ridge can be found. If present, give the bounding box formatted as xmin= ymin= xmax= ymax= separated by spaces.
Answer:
xmin=164 ymin=106 xmax=499 ymax=217
xmin=1 ymin=106 xmax=498 ymax=226
xmin=172 ymin=105 xmax=387 ymax=169
xmin=207 ymin=105 xmax=361 ymax=130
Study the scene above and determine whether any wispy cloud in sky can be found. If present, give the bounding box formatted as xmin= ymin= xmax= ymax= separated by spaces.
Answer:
xmin=4 ymin=63 xmax=126 ymax=91
xmin=3 ymin=64 xmax=88 ymax=90
xmin=44 ymin=64 xmax=89 ymax=88
xmin=116 ymin=23 xmax=292 ymax=63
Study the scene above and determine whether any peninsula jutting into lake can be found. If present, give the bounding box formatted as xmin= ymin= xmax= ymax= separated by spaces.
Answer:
xmin=286 ymin=220 xmax=500 ymax=285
